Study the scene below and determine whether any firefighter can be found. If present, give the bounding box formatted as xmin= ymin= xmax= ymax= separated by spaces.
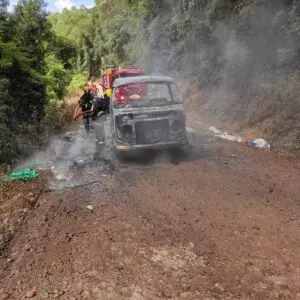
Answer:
xmin=92 ymin=93 xmax=110 ymax=119
xmin=79 ymin=85 xmax=94 ymax=133
xmin=92 ymin=93 xmax=110 ymax=144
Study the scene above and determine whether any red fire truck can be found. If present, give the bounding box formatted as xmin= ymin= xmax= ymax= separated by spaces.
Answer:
xmin=100 ymin=65 xmax=145 ymax=98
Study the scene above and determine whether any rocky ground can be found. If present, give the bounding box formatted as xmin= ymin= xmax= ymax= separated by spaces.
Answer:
xmin=0 ymin=123 xmax=299 ymax=300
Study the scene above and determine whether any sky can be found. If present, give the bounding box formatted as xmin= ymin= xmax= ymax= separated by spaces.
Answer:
xmin=8 ymin=0 xmax=94 ymax=13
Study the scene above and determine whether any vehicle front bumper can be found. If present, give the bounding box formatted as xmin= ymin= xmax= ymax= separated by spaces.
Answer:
xmin=114 ymin=138 xmax=188 ymax=152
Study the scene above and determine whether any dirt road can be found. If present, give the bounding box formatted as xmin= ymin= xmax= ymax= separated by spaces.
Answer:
xmin=0 ymin=126 xmax=299 ymax=300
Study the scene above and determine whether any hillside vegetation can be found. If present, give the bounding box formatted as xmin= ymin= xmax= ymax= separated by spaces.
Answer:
xmin=0 ymin=0 xmax=77 ymax=165
xmin=146 ymin=0 xmax=300 ymax=152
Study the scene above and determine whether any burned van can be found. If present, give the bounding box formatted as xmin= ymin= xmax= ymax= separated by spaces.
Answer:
xmin=110 ymin=76 xmax=188 ymax=152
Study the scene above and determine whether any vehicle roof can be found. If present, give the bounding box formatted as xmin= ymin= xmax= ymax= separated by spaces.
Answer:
xmin=114 ymin=68 xmax=144 ymax=75
xmin=113 ymin=75 xmax=174 ymax=88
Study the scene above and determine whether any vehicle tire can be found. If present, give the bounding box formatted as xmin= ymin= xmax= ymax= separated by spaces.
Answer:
xmin=167 ymin=146 xmax=185 ymax=165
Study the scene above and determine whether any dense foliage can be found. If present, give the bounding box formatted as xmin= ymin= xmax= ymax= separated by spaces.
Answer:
xmin=50 ymin=0 xmax=299 ymax=89
xmin=48 ymin=1 xmax=154 ymax=77
xmin=145 ymin=0 xmax=300 ymax=150
xmin=0 ymin=0 xmax=76 ymax=165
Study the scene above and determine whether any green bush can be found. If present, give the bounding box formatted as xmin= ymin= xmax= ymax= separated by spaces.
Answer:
xmin=67 ymin=73 xmax=86 ymax=93
xmin=45 ymin=54 xmax=71 ymax=100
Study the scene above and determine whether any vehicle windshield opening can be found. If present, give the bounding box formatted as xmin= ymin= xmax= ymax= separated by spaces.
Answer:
xmin=114 ymin=82 xmax=183 ymax=107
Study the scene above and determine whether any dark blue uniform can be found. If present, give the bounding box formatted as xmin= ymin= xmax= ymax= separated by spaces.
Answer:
xmin=79 ymin=91 xmax=93 ymax=133
xmin=92 ymin=94 xmax=110 ymax=119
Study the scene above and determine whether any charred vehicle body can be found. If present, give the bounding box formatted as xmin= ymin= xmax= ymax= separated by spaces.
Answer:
xmin=110 ymin=76 xmax=188 ymax=151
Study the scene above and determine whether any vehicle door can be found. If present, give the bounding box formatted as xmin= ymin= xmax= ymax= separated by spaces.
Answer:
xmin=110 ymin=88 xmax=116 ymax=140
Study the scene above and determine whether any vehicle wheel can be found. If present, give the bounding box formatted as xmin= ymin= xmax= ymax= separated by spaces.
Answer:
xmin=167 ymin=146 xmax=186 ymax=165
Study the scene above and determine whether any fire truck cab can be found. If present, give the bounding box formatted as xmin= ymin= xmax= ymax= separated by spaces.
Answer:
xmin=100 ymin=65 xmax=145 ymax=97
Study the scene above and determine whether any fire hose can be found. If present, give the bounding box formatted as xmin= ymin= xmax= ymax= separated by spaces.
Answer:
xmin=73 ymin=105 xmax=93 ymax=121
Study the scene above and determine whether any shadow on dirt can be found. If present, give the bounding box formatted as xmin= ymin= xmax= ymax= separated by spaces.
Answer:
xmin=109 ymin=142 xmax=213 ymax=167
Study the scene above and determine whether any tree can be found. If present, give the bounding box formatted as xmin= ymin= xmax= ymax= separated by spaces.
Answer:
xmin=0 ymin=0 xmax=66 ymax=164
xmin=13 ymin=0 xmax=51 ymax=72
xmin=48 ymin=35 xmax=77 ymax=69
